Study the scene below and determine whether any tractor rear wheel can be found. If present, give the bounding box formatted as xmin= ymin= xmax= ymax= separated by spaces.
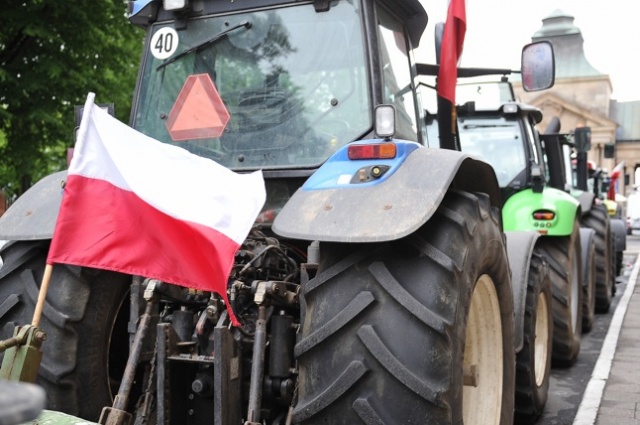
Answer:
xmin=0 ymin=240 xmax=130 ymax=421
xmin=536 ymin=221 xmax=582 ymax=367
xmin=514 ymin=252 xmax=552 ymax=424
xmin=293 ymin=190 xmax=515 ymax=425
xmin=581 ymin=205 xmax=613 ymax=313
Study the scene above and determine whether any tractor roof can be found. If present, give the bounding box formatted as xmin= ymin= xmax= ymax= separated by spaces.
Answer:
xmin=128 ymin=0 xmax=428 ymax=47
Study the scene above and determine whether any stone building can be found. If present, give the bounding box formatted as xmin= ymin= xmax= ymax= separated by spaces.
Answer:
xmin=513 ymin=9 xmax=640 ymax=196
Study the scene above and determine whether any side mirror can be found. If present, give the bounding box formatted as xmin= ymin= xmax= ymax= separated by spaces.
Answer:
xmin=521 ymin=41 xmax=555 ymax=92
xmin=574 ymin=127 xmax=591 ymax=152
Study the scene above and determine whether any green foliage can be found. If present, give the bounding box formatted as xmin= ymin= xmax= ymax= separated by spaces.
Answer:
xmin=0 ymin=0 xmax=143 ymax=199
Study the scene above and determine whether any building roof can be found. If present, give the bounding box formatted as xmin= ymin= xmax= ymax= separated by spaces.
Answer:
xmin=610 ymin=100 xmax=640 ymax=141
xmin=531 ymin=9 xmax=640 ymax=144
xmin=532 ymin=9 xmax=604 ymax=79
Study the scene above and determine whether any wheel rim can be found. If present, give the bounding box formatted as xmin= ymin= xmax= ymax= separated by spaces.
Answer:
xmin=534 ymin=292 xmax=550 ymax=386
xmin=570 ymin=254 xmax=580 ymax=332
xmin=463 ymin=274 xmax=503 ymax=425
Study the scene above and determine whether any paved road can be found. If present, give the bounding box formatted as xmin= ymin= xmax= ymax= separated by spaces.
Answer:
xmin=537 ymin=233 xmax=640 ymax=424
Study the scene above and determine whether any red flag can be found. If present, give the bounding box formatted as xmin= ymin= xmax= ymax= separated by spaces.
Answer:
xmin=607 ymin=161 xmax=624 ymax=201
xmin=437 ymin=0 xmax=466 ymax=150
xmin=47 ymin=93 xmax=266 ymax=326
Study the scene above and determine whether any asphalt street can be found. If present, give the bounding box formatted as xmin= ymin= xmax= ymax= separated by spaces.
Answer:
xmin=537 ymin=232 xmax=640 ymax=425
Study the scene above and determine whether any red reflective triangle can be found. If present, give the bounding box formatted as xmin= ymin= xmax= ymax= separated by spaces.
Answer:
xmin=165 ymin=74 xmax=230 ymax=141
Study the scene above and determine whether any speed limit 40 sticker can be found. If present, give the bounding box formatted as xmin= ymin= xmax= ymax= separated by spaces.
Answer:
xmin=150 ymin=27 xmax=179 ymax=60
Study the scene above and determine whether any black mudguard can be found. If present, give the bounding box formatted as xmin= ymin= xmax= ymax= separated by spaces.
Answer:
xmin=576 ymin=191 xmax=595 ymax=216
xmin=504 ymin=231 xmax=540 ymax=353
xmin=610 ymin=218 xmax=626 ymax=251
xmin=0 ymin=170 xmax=66 ymax=241
xmin=580 ymin=227 xmax=596 ymax=284
xmin=273 ymin=148 xmax=501 ymax=242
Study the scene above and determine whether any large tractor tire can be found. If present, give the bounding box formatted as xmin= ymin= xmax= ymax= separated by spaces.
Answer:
xmin=536 ymin=220 xmax=582 ymax=367
xmin=514 ymin=252 xmax=552 ymax=424
xmin=581 ymin=205 xmax=613 ymax=313
xmin=293 ymin=190 xmax=515 ymax=425
xmin=580 ymin=229 xmax=597 ymax=333
xmin=609 ymin=217 xmax=626 ymax=277
xmin=0 ymin=240 xmax=131 ymax=421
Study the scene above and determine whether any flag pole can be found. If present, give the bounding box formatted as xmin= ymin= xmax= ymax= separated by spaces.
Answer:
xmin=32 ymin=264 xmax=53 ymax=327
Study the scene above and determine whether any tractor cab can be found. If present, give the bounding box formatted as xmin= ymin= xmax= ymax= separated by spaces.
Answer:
xmin=422 ymin=78 xmax=549 ymax=205
xmin=128 ymin=0 xmax=427 ymax=173
xmin=454 ymin=94 xmax=547 ymax=204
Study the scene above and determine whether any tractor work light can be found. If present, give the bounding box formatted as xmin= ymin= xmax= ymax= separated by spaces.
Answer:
xmin=164 ymin=0 xmax=188 ymax=11
xmin=375 ymin=104 xmax=396 ymax=139
xmin=348 ymin=143 xmax=397 ymax=160
xmin=503 ymin=103 xmax=519 ymax=114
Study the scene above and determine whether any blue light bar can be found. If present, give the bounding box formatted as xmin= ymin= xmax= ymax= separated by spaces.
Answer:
xmin=128 ymin=0 xmax=158 ymax=27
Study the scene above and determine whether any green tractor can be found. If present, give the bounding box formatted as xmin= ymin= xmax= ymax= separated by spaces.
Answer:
xmin=0 ymin=1 xmax=555 ymax=424
xmin=423 ymin=78 xmax=591 ymax=365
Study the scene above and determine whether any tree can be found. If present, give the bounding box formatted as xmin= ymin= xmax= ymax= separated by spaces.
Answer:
xmin=0 ymin=0 xmax=143 ymax=200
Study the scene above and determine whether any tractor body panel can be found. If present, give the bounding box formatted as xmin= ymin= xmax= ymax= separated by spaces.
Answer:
xmin=0 ymin=171 xmax=66 ymax=241
xmin=273 ymin=143 xmax=501 ymax=242
xmin=502 ymin=188 xmax=580 ymax=236
xmin=504 ymin=230 xmax=540 ymax=353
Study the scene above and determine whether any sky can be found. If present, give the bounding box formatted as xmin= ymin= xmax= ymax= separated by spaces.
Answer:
xmin=417 ymin=0 xmax=640 ymax=102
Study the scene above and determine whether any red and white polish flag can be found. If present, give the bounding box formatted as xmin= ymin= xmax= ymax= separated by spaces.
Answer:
xmin=47 ymin=92 xmax=266 ymax=326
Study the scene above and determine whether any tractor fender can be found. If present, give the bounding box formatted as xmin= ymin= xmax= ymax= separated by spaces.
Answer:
xmin=580 ymin=227 xmax=596 ymax=287
xmin=0 ymin=170 xmax=67 ymax=241
xmin=273 ymin=146 xmax=501 ymax=242
xmin=504 ymin=230 xmax=540 ymax=353
xmin=610 ymin=218 xmax=627 ymax=251
xmin=502 ymin=187 xmax=581 ymax=237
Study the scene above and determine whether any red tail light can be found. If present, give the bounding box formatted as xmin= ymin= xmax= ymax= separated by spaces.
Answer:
xmin=348 ymin=143 xmax=397 ymax=160
xmin=533 ymin=210 xmax=555 ymax=220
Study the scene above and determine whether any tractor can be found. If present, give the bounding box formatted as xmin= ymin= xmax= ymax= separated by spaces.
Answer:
xmin=541 ymin=123 xmax=622 ymax=311
xmin=0 ymin=1 xmax=554 ymax=424
xmin=425 ymin=76 xmax=591 ymax=357
xmin=594 ymin=162 xmax=627 ymax=277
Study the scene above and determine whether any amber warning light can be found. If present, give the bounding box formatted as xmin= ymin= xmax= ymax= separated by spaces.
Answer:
xmin=348 ymin=143 xmax=397 ymax=160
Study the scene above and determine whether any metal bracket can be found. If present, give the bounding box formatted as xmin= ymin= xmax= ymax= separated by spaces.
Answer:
xmin=313 ymin=0 xmax=330 ymax=12
xmin=0 ymin=325 xmax=46 ymax=382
